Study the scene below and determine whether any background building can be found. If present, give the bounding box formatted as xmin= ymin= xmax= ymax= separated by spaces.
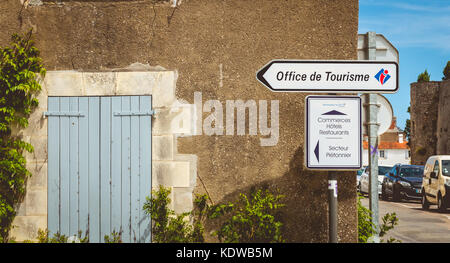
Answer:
xmin=362 ymin=117 xmax=410 ymax=167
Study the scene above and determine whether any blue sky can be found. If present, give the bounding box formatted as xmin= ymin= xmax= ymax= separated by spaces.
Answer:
xmin=359 ymin=0 xmax=450 ymax=131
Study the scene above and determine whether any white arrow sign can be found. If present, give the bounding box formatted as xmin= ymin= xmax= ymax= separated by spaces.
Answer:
xmin=306 ymin=96 xmax=362 ymax=170
xmin=257 ymin=60 xmax=398 ymax=93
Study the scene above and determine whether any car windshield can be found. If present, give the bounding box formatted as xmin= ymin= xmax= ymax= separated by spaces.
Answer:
xmin=399 ymin=167 xmax=424 ymax=178
xmin=442 ymin=160 xmax=450 ymax=176
xmin=357 ymin=167 xmax=367 ymax=176
xmin=378 ymin=166 xmax=391 ymax=175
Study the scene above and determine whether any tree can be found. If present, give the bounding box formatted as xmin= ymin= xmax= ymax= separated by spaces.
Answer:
xmin=417 ymin=69 xmax=430 ymax=82
xmin=443 ymin=61 xmax=450 ymax=80
xmin=405 ymin=106 xmax=411 ymax=146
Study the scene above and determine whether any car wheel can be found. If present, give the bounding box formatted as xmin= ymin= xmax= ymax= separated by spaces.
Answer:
xmin=438 ymin=193 xmax=446 ymax=213
xmin=392 ymin=186 xmax=401 ymax=202
xmin=381 ymin=186 xmax=388 ymax=201
xmin=421 ymin=190 xmax=430 ymax=210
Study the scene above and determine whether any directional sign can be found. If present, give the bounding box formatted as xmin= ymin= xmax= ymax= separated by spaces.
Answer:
xmin=257 ymin=60 xmax=398 ymax=93
xmin=305 ymin=96 xmax=362 ymax=170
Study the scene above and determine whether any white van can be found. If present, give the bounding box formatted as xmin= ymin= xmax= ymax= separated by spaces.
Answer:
xmin=422 ymin=155 xmax=450 ymax=211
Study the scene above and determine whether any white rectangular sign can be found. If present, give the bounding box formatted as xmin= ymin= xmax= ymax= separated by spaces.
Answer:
xmin=305 ymin=96 xmax=362 ymax=170
xmin=257 ymin=60 xmax=398 ymax=93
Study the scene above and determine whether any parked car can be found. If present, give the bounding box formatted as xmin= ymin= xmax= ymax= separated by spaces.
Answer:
xmin=359 ymin=165 xmax=392 ymax=195
xmin=381 ymin=164 xmax=424 ymax=201
xmin=421 ymin=155 xmax=450 ymax=212
xmin=356 ymin=166 xmax=366 ymax=192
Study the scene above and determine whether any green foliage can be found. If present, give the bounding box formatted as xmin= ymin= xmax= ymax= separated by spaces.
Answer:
xmin=35 ymin=228 xmax=89 ymax=243
xmin=416 ymin=146 xmax=427 ymax=156
xmin=36 ymin=229 xmax=49 ymax=243
xmin=405 ymin=106 xmax=411 ymax=146
xmin=379 ymin=212 xmax=400 ymax=243
xmin=357 ymin=195 xmax=401 ymax=243
xmin=104 ymin=230 xmax=123 ymax=243
xmin=0 ymin=30 xmax=45 ymax=242
xmin=191 ymin=193 xmax=209 ymax=243
xmin=417 ymin=69 xmax=430 ymax=82
xmin=35 ymin=228 xmax=121 ymax=243
xmin=405 ymin=119 xmax=410 ymax=141
xmin=143 ymin=185 xmax=206 ymax=243
xmin=142 ymin=186 xmax=285 ymax=243
xmin=443 ymin=61 xmax=450 ymax=80
xmin=46 ymin=232 xmax=68 ymax=243
xmin=357 ymin=195 xmax=376 ymax=243
xmin=209 ymin=189 xmax=285 ymax=243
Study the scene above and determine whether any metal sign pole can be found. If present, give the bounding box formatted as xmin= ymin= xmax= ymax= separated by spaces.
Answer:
xmin=328 ymin=171 xmax=338 ymax=243
xmin=365 ymin=31 xmax=380 ymax=242
xmin=327 ymin=92 xmax=339 ymax=243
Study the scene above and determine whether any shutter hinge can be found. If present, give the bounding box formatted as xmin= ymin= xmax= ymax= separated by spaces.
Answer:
xmin=113 ymin=110 xmax=156 ymax=117
xmin=43 ymin=111 xmax=85 ymax=117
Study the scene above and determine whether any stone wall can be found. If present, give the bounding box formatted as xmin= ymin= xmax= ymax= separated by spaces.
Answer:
xmin=1 ymin=0 xmax=359 ymax=242
xmin=410 ymin=81 xmax=440 ymax=165
xmin=436 ymin=80 xmax=450 ymax=155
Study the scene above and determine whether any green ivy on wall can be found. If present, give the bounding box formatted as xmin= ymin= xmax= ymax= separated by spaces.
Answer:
xmin=0 ymin=30 xmax=45 ymax=242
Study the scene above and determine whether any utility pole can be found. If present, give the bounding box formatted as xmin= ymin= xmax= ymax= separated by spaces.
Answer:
xmin=365 ymin=31 xmax=380 ymax=242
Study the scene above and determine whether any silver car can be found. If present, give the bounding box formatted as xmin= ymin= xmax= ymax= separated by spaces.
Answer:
xmin=359 ymin=166 xmax=392 ymax=195
xmin=356 ymin=166 xmax=366 ymax=191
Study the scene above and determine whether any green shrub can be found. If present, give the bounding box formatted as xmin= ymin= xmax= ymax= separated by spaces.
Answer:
xmin=35 ymin=228 xmax=89 ymax=243
xmin=28 ymin=228 xmax=122 ymax=243
xmin=104 ymin=230 xmax=123 ymax=243
xmin=357 ymin=195 xmax=375 ymax=243
xmin=357 ymin=195 xmax=400 ymax=243
xmin=209 ymin=189 xmax=285 ymax=243
xmin=0 ymin=30 xmax=45 ymax=242
xmin=143 ymin=186 xmax=285 ymax=243
xmin=143 ymin=185 xmax=206 ymax=243
xmin=379 ymin=212 xmax=400 ymax=243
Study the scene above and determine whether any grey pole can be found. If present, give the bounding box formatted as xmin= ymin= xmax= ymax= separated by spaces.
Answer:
xmin=327 ymin=91 xmax=339 ymax=243
xmin=328 ymin=171 xmax=338 ymax=243
xmin=365 ymin=31 xmax=380 ymax=242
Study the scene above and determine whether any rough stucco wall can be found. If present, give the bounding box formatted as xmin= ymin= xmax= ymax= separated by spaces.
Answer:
xmin=437 ymin=80 xmax=450 ymax=155
xmin=1 ymin=0 xmax=359 ymax=242
xmin=410 ymin=82 xmax=440 ymax=165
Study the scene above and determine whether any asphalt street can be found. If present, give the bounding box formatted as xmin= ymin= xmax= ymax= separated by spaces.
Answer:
xmin=360 ymin=197 xmax=450 ymax=243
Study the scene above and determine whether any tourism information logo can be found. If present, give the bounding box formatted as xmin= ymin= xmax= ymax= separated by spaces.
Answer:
xmin=374 ymin=68 xmax=391 ymax=85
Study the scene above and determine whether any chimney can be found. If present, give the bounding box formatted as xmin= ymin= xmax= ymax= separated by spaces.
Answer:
xmin=399 ymin=133 xmax=404 ymax=143
xmin=389 ymin=117 xmax=397 ymax=130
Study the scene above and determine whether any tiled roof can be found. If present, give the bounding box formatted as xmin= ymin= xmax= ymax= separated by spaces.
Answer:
xmin=363 ymin=141 xmax=409 ymax=150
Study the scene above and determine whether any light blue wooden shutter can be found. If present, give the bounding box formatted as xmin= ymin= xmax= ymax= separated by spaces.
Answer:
xmin=47 ymin=96 xmax=152 ymax=243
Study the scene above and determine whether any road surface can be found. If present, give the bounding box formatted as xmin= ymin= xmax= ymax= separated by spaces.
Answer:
xmin=360 ymin=197 xmax=450 ymax=242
